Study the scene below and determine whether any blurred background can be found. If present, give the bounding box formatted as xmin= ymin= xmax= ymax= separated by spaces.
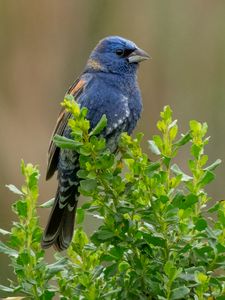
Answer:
xmin=1 ymin=0 xmax=225 ymax=285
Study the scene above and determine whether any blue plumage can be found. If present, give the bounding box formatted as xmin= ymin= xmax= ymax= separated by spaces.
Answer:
xmin=41 ymin=36 xmax=150 ymax=250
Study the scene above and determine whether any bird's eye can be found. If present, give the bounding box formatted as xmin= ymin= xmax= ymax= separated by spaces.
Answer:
xmin=116 ymin=49 xmax=124 ymax=56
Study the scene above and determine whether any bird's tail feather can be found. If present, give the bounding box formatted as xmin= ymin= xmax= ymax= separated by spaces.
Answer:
xmin=41 ymin=187 xmax=77 ymax=251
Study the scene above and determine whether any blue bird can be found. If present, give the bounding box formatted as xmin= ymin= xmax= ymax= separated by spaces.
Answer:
xmin=41 ymin=36 xmax=150 ymax=251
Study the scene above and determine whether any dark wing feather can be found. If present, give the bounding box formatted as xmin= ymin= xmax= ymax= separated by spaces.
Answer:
xmin=46 ymin=78 xmax=86 ymax=180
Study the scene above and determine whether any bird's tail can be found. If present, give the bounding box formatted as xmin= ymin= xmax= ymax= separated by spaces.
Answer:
xmin=41 ymin=185 xmax=78 ymax=251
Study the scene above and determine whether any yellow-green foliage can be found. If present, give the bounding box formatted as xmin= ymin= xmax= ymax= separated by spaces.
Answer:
xmin=0 ymin=97 xmax=224 ymax=299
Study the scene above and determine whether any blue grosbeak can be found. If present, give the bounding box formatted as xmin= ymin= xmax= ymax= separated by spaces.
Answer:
xmin=41 ymin=36 xmax=150 ymax=251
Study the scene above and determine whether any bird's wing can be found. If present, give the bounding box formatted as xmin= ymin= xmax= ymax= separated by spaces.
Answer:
xmin=46 ymin=78 xmax=86 ymax=180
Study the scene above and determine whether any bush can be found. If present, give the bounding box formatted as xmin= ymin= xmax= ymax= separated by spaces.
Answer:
xmin=0 ymin=97 xmax=225 ymax=299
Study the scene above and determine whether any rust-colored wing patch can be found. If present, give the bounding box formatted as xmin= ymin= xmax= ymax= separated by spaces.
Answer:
xmin=46 ymin=107 xmax=71 ymax=180
xmin=46 ymin=78 xmax=86 ymax=180
xmin=68 ymin=79 xmax=85 ymax=96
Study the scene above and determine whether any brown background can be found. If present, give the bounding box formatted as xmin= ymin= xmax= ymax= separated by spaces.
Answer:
xmin=1 ymin=0 xmax=225 ymax=284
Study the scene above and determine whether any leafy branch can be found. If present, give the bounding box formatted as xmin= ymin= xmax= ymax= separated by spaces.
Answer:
xmin=0 ymin=95 xmax=224 ymax=299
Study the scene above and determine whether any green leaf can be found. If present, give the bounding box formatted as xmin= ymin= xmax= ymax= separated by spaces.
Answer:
xmin=108 ymin=246 xmax=124 ymax=260
xmin=174 ymin=132 xmax=191 ymax=146
xmin=173 ymin=193 xmax=198 ymax=209
xmin=216 ymin=243 xmax=225 ymax=253
xmin=218 ymin=209 xmax=225 ymax=227
xmin=46 ymin=258 xmax=68 ymax=277
xmin=53 ymin=134 xmax=83 ymax=149
xmin=171 ymin=164 xmax=192 ymax=182
xmin=168 ymin=119 xmax=177 ymax=130
xmin=204 ymin=158 xmax=222 ymax=171
xmin=39 ymin=198 xmax=54 ymax=208
xmin=200 ymin=154 xmax=208 ymax=167
xmin=183 ymin=193 xmax=198 ymax=209
xmin=76 ymin=170 xmax=89 ymax=179
xmin=0 ymin=241 xmax=18 ymax=257
xmin=159 ymin=195 xmax=169 ymax=204
xmin=92 ymin=214 xmax=104 ymax=220
xmin=80 ymin=179 xmax=97 ymax=193
xmin=82 ymin=202 xmax=92 ymax=209
xmin=172 ymin=192 xmax=184 ymax=208
xmin=143 ymin=233 xmax=166 ymax=248
xmin=170 ymin=126 xmax=178 ymax=140
xmin=153 ymin=135 xmax=163 ymax=148
xmin=89 ymin=114 xmax=107 ymax=136
xmin=191 ymin=144 xmax=201 ymax=159
xmin=118 ymin=261 xmax=130 ymax=272
xmin=72 ymin=228 xmax=89 ymax=251
xmin=164 ymin=262 xmax=182 ymax=285
xmin=0 ymin=284 xmax=15 ymax=293
xmin=198 ymin=170 xmax=215 ymax=187
xmin=163 ymin=156 xmax=171 ymax=168
xmin=76 ymin=208 xmax=85 ymax=225
xmin=190 ymin=120 xmax=201 ymax=132
xmin=164 ymin=261 xmax=177 ymax=278
xmin=208 ymin=202 xmax=220 ymax=213
xmin=104 ymin=263 xmax=118 ymax=278
xmin=148 ymin=140 xmax=161 ymax=155
xmin=195 ymin=271 xmax=208 ymax=283
xmin=145 ymin=162 xmax=160 ymax=176
xmin=171 ymin=286 xmax=190 ymax=299
xmin=95 ymin=153 xmax=115 ymax=169
xmin=102 ymin=288 xmax=121 ymax=297
xmin=17 ymin=251 xmax=30 ymax=266
xmin=40 ymin=290 xmax=55 ymax=300
xmin=0 ymin=228 xmax=11 ymax=235
xmin=157 ymin=120 xmax=166 ymax=132
xmin=79 ymin=145 xmax=92 ymax=156
xmin=95 ymin=228 xmax=114 ymax=240
xmin=216 ymin=296 xmax=225 ymax=300
xmin=161 ymin=105 xmax=172 ymax=121
xmin=5 ymin=184 xmax=23 ymax=195
xmin=80 ymin=106 xmax=88 ymax=117
xmin=14 ymin=200 xmax=27 ymax=218
xmin=195 ymin=218 xmax=207 ymax=231
xmin=27 ymin=169 xmax=39 ymax=191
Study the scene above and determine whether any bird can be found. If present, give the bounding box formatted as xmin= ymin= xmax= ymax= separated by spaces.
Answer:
xmin=41 ymin=36 xmax=150 ymax=251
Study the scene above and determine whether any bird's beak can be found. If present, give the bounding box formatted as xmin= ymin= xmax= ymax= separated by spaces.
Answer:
xmin=128 ymin=48 xmax=151 ymax=63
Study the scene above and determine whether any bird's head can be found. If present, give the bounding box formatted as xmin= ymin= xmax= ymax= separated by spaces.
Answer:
xmin=87 ymin=36 xmax=150 ymax=75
